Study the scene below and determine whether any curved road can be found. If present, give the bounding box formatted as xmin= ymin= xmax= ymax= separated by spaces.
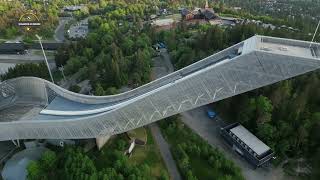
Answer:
xmin=54 ymin=17 xmax=72 ymax=42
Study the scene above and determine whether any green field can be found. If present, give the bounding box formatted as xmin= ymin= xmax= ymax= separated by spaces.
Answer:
xmin=31 ymin=50 xmax=55 ymax=56
xmin=127 ymin=127 xmax=147 ymax=142
xmin=89 ymin=128 xmax=169 ymax=179
xmin=159 ymin=14 xmax=182 ymax=21
xmin=129 ymin=128 xmax=168 ymax=178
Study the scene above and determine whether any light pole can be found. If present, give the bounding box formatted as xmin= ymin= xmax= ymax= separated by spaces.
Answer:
xmin=35 ymin=34 xmax=54 ymax=83
xmin=309 ymin=19 xmax=320 ymax=48
xmin=58 ymin=65 xmax=66 ymax=81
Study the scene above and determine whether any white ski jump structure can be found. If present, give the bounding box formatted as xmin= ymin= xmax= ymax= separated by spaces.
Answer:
xmin=0 ymin=35 xmax=319 ymax=141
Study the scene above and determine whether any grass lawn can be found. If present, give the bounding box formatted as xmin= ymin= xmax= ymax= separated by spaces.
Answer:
xmin=89 ymin=128 xmax=169 ymax=179
xmin=88 ymin=137 xmax=117 ymax=169
xmin=129 ymin=128 xmax=169 ymax=178
xmin=127 ymin=127 xmax=147 ymax=142
xmin=159 ymin=14 xmax=182 ymax=21
xmin=31 ymin=49 xmax=55 ymax=56
xmin=52 ymin=71 xmax=64 ymax=82
xmin=219 ymin=13 xmax=241 ymax=18
xmin=160 ymin=122 xmax=220 ymax=179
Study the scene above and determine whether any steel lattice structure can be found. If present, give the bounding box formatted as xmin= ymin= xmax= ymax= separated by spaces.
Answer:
xmin=0 ymin=35 xmax=319 ymax=141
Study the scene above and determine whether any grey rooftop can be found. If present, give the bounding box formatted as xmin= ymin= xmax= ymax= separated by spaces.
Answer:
xmin=230 ymin=125 xmax=270 ymax=156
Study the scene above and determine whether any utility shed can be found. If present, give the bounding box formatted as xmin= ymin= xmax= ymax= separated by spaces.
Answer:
xmin=220 ymin=123 xmax=275 ymax=168
xmin=230 ymin=125 xmax=270 ymax=156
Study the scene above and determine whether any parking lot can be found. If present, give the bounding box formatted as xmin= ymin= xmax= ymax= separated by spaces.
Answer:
xmin=181 ymin=107 xmax=288 ymax=180
xmin=68 ymin=19 xmax=89 ymax=39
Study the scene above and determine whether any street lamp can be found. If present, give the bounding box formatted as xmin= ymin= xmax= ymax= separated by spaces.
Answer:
xmin=35 ymin=34 xmax=54 ymax=83
xmin=58 ymin=65 xmax=66 ymax=81
xmin=309 ymin=19 xmax=320 ymax=48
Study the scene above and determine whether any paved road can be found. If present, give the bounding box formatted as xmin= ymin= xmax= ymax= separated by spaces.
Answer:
xmin=0 ymin=50 xmax=55 ymax=75
xmin=149 ymin=124 xmax=182 ymax=180
xmin=0 ymin=63 xmax=15 ymax=75
xmin=181 ymin=107 xmax=287 ymax=180
xmin=54 ymin=17 xmax=72 ymax=42
xmin=0 ymin=36 xmax=23 ymax=43
xmin=150 ymin=50 xmax=181 ymax=180
xmin=0 ymin=54 xmax=55 ymax=63
xmin=160 ymin=49 xmax=174 ymax=72
xmin=0 ymin=141 xmax=16 ymax=164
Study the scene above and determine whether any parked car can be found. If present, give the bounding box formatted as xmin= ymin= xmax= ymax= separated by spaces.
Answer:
xmin=207 ymin=109 xmax=217 ymax=119
xmin=158 ymin=42 xmax=166 ymax=49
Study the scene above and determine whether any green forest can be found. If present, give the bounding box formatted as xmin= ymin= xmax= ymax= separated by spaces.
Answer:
xmin=54 ymin=12 xmax=155 ymax=95
xmin=159 ymin=116 xmax=244 ymax=180
xmin=0 ymin=63 xmax=49 ymax=81
xmin=27 ymin=133 xmax=169 ymax=180
xmin=0 ymin=0 xmax=93 ymax=39
xmin=220 ymin=0 xmax=320 ymax=35
xmin=214 ymin=71 xmax=320 ymax=178
xmin=1 ymin=0 xmax=320 ymax=178
xmin=158 ymin=20 xmax=320 ymax=178
xmin=159 ymin=21 xmax=317 ymax=69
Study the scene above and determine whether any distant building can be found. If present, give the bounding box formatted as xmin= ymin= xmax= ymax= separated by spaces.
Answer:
xmin=181 ymin=9 xmax=194 ymax=20
xmin=262 ymin=23 xmax=276 ymax=30
xmin=199 ymin=8 xmax=216 ymax=20
xmin=64 ymin=5 xmax=84 ymax=12
xmin=200 ymin=0 xmax=216 ymax=20
xmin=159 ymin=8 xmax=168 ymax=15
xmin=181 ymin=0 xmax=217 ymax=21
xmin=220 ymin=123 xmax=275 ymax=168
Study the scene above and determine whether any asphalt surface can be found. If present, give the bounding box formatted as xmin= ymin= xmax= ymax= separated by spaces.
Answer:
xmin=68 ymin=18 xmax=89 ymax=39
xmin=0 ymin=141 xmax=16 ymax=164
xmin=150 ymin=50 xmax=181 ymax=180
xmin=181 ymin=107 xmax=287 ymax=180
xmin=0 ymin=54 xmax=55 ymax=63
xmin=54 ymin=17 xmax=72 ymax=42
xmin=150 ymin=124 xmax=182 ymax=180
xmin=0 ymin=63 xmax=15 ymax=75
xmin=0 ymin=50 xmax=55 ymax=75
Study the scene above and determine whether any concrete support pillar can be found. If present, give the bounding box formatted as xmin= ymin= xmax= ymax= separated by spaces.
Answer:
xmin=11 ymin=139 xmax=20 ymax=147
xmin=11 ymin=140 xmax=17 ymax=146
xmin=96 ymin=135 xmax=111 ymax=150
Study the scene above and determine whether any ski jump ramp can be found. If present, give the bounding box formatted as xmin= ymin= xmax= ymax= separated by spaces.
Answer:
xmin=0 ymin=35 xmax=319 ymax=141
